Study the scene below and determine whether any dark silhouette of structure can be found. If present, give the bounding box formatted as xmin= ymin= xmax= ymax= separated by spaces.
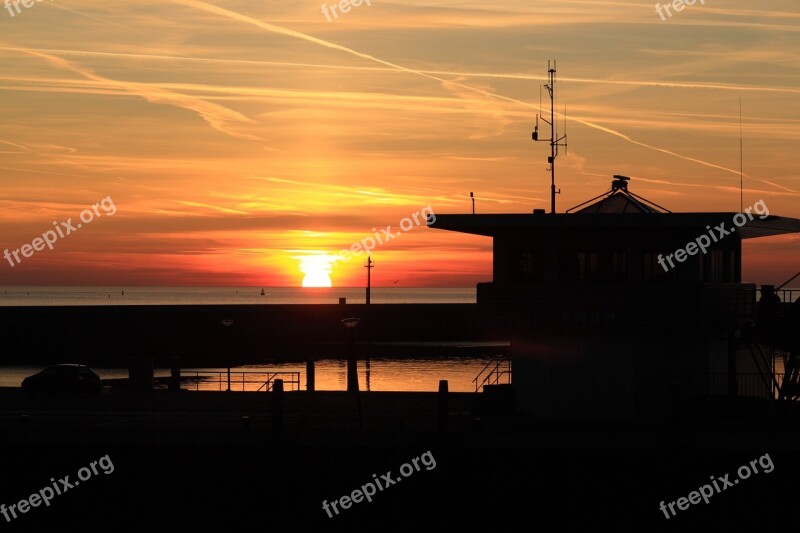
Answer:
xmin=431 ymin=177 xmax=800 ymax=419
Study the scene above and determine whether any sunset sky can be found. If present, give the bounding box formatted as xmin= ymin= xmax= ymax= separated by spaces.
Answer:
xmin=0 ymin=0 xmax=798 ymax=287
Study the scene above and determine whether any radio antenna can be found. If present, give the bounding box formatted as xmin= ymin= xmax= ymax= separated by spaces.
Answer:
xmin=532 ymin=60 xmax=568 ymax=214
xmin=739 ymin=97 xmax=744 ymax=212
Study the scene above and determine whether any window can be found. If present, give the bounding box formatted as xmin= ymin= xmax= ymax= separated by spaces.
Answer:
xmin=611 ymin=252 xmax=628 ymax=281
xmin=558 ymin=251 xmax=630 ymax=281
xmin=559 ymin=251 xmax=581 ymax=282
xmin=703 ymin=250 xmax=737 ymax=282
xmin=644 ymin=252 xmax=677 ymax=281
xmin=509 ymin=250 xmax=543 ymax=282
xmin=559 ymin=251 xmax=602 ymax=281
xmin=705 ymin=250 xmax=724 ymax=282
xmin=577 ymin=252 xmax=599 ymax=280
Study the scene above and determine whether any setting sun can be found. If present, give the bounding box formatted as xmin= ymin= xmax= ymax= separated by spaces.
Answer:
xmin=298 ymin=255 xmax=335 ymax=288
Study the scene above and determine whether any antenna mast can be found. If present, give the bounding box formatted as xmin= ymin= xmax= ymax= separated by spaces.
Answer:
xmin=739 ymin=97 xmax=744 ymax=212
xmin=533 ymin=60 xmax=568 ymax=214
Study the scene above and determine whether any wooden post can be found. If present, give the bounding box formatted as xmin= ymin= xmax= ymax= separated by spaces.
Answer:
xmin=169 ymin=355 xmax=180 ymax=392
xmin=438 ymin=380 xmax=449 ymax=431
xmin=347 ymin=328 xmax=359 ymax=393
xmin=306 ymin=359 xmax=315 ymax=392
xmin=272 ymin=379 xmax=284 ymax=430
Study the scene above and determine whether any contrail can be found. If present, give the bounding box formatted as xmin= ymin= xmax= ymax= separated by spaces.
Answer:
xmin=48 ymin=3 xmax=149 ymax=35
xmin=20 ymin=48 xmax=260 ymax=141
xmin=0 ymin=139 xmax=30 ymax=151
xmin=0 ymin=166 xmax=86 ymax=179
xmin=171 ymin=0 xmax=793 ymax=192
xmin=4 ymin=46 xmax=797 ymax=96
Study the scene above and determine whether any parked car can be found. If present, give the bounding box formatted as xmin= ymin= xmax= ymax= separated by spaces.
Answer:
xmin=22 ymin=364 xmax=102 ymax=395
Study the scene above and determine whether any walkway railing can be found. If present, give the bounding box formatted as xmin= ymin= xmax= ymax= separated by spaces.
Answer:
xmin=184 ymin=371 xmax=301 ymax=392
xmin=675 ymin=372 xmax=789 ymax=400
xmin=756 ymin=286 xmax=800 ymax=303
xmin=473 ymin=357 xmax=512 ymax=392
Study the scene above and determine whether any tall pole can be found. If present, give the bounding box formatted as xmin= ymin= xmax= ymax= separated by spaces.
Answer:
xmin=739 ymin=97 xmax=744 ymax=212
xmin=365 ymin=254 xmax=374 ymax=305
xmin=533 ymin=60 xmax=567 ymax=214
xmin=550 ymin=64 xmax=556 ymax=214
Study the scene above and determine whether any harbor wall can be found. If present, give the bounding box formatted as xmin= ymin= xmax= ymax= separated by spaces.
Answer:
xmin=0 ymin=303 xmax=487 ymax=367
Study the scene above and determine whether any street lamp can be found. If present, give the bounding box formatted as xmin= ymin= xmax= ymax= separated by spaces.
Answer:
xmin=340 ymin=318 xmax=360 ymax=393
xmin=222 ymin=319 xmax=234 ymax=392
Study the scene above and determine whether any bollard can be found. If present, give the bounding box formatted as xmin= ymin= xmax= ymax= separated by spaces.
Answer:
xmin=438 ymin=380 xmax=449 ymax=431
xmin=306 ymin=360 xmax=315 ymax=392
xmin=169 ymin=355 xmax=181 ymax=392
xmin=346 ymin=327 xmax=359 ymax=393
xmin=128 ymin=356 xmax=154 ymax=391
xmin=272 ymin=379 xmax=284 ymax=431
xmin=347 ymin=356 xmax=359 ymax=393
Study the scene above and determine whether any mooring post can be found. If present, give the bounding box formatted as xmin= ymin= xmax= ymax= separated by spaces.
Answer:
xmin=272 ymin=379 xmax=284 ymax=431
xmin=438 ymin=379 xmax=449 ymax=431
xmin=169 ymin=355 xmax=180 ymax=392
xmin=306 ymin=359 xmax=315 ymax=392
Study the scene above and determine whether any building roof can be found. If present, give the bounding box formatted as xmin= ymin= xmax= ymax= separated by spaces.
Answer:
xmin=428 ymin=213 xmax=800 ymax=239
xmin=573 ymin=189 xmax=662 ymax=214
xmin=430 ymin=177 xmax=800 ymax=239
xmin=567 ymin=175 xmax=671 ymax=214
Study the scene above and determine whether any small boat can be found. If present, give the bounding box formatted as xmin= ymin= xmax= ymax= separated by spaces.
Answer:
xmin=260 ymin=288 xmax=266 ymax=296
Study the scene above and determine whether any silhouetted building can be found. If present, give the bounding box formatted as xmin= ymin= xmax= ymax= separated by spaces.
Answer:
xmin=430 ymin=177 xmax=800 ymax=420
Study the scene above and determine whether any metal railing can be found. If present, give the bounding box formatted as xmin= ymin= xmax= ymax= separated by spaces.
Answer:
xmin=184 ymin=371 xmax=301 ymax=392
xmin=756 ymin=287 xmax=800 ymax=304
xmin=473 ymin=357 xmax=512 ymax=392
xmin=679 ymin=372 xmax=789 ymax=400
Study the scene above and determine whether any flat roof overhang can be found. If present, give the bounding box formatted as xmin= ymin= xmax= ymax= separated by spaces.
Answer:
xmin=428 ymin=213 xmax=800 ymax=239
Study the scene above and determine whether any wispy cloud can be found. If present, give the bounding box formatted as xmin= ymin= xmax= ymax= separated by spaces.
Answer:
xmin=169 ymin=0 xmax=791 ymax=190
xmin=16 ymin=48 xmax=260 ymax=141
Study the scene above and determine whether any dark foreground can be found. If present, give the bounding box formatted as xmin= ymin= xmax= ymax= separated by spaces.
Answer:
xmin=1 ymin=388 xmax=799 ymax=531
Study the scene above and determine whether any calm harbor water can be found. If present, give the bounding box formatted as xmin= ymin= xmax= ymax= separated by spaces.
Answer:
xmin=0 ymin=286 xmax=476 ymax=306
xmin=0 ymin=287 xmax=486 ymax=391
xmin=0 ymin=358 xmax=496 ymax=393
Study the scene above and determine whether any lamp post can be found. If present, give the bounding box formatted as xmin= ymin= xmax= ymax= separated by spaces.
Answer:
xmin=222 ymin=319 xmax=234 ymax=392
xmin=340 ymin=318 xmax=360 ymax=393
